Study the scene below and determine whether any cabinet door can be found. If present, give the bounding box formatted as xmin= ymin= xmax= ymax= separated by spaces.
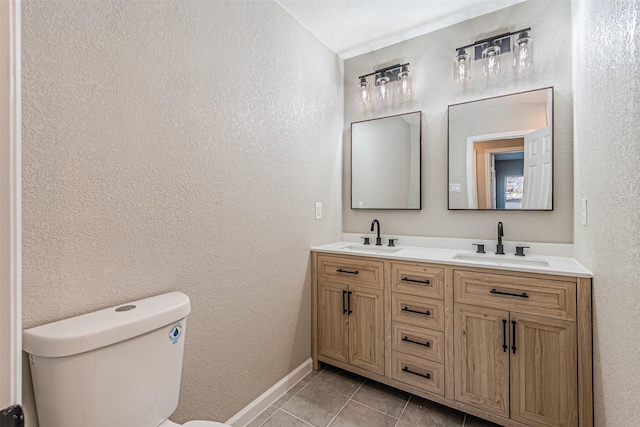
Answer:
xmin=349 ymin=285 xmax=385 ymax=375
xmin=454 ymin=304 xmax=510 ymax=417
xmin=511 ymin=312 xmax=578 ymax=427
xmin=318 ymin=282 xmax=349 ymax=364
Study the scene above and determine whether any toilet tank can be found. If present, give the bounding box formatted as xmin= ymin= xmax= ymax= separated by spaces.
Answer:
xmin=23 ymin=292 xmax=191 ymax=427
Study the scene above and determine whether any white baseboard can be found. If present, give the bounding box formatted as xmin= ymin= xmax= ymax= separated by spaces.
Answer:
xmin=225 ymin=358 xmax=313 ymax=427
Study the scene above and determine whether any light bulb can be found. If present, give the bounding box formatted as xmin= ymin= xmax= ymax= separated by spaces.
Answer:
xmin=358 ymin=77 xmax=369 ymax=104
xmin=376 ymin=74 xmax=391 ymax=100
xmin=482 ymin=43 xmax=501 ymax=76
xmin=454 ymin=49 xmax=471 ymax=82
xmin=513 ymin=32 xmax=533 ymax=68
xmin=397 ymin=66 xmax=411 ymax=96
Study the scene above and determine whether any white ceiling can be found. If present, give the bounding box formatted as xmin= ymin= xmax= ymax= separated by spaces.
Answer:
xmin=275 ymin=0 xmax=527 ymax=59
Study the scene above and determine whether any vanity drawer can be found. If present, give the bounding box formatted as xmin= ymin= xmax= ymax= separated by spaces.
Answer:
xmin=392 ymin=351 xmax=444 ymax=396
xmin=392 ymin=294 xmax=444 ymax=331
xmin=453 ymin=270 xmax=577 ymax=321
xmin=317 ymin=255 xmax=383 ymax=289
xmin=391 ymin=262 xmax=444 ymax=300
xmin=392 ymin=322 xmax=444 ymax=364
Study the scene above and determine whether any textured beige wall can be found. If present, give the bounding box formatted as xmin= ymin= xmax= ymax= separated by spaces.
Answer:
xmin=572 ymin=0 xmax=640 ymax=424
xmin=343 ymin=0 xmax=574 ymax=243
xmin=21 ymin=0 xmax=343 ymax=425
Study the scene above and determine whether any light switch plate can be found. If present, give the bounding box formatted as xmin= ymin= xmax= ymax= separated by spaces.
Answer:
xmin=449 ymin=183 xmax=461 ymax=192
xmin=581 ymin=198 xmax=587 ymax=226
xmin=315 ymin=202 xmax=322 ymax=220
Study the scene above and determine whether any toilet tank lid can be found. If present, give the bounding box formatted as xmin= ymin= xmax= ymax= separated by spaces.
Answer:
xmin=23 ymin=291 xmax=191 ymax=358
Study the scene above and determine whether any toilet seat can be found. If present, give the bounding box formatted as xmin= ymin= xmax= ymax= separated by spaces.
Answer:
xmin=159 ymin=419 xmax=231 ymax=427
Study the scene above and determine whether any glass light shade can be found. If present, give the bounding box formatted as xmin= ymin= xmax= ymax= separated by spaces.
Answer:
xmin=482 ymin=44 xmax=501 ymax=76
xmin=454 ymin=49 xmax=471 ymax=82
xmin=513 ymin=32 xmax=533 ymax=68
xmin=358 ymin=77 xmax=370 ymax=104
xmin=376 ymin=75 xmax=391 ymax=100
xmin=397 ymin=68 xmax=411 ymax=95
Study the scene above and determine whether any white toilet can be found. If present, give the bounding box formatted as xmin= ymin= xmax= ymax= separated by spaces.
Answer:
xmin=23 ymin=292 xmax=231 ymax=427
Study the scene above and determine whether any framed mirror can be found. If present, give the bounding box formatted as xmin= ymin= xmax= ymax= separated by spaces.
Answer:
xmin=351 ymin=111 xmax=422 ymax=210
xmin=448 ymin=87 xmax=553 ymax=210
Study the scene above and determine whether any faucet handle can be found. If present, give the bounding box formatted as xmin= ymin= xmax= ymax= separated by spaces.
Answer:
xmin=361 ymin=237 xmax=370 ymax=245
xmin=388 ymin=238 xmax=397 ymax=247
xmin=515 ymin=246 xmax=530 ymax=256
xmin=472 ymin=243 xmax=485 ymax=253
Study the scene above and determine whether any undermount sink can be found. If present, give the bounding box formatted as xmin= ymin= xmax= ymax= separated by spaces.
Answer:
xmin=341 ymin=244 xmax=402 ymax=254
xmin=453 ymin=253 xmax=550 ymax=267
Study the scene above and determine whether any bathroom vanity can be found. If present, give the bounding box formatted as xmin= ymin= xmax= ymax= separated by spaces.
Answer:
xmin=311 ymin=242 xmax=592 ymax=427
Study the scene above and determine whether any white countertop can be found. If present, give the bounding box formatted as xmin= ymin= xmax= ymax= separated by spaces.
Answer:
xmin=311 ymin=241 xmax=593 ymax=278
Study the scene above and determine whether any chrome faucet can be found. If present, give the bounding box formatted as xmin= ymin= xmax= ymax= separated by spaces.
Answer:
xmin=370 ymin=219 xmax=382 ymax=246
xmin=496 ymin=221 xmax=505 ymax=255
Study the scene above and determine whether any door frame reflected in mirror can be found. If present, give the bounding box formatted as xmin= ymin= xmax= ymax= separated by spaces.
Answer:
xmin=465 ymin=130 xmax=529 ymax=209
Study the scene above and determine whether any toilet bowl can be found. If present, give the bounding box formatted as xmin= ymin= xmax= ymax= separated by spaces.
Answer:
xmin=23 ymin=292 xmax=233 ymax=427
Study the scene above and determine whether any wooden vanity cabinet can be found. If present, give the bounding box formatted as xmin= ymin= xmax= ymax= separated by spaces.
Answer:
xmin=389 ymin=261 xmax=446 ymax=396
xmin=510 ymin=312 xmax=578 ymax=427
xmin=315 ymin=254 xmax=385 ymax=375
xmin=454 ymin=269 xmax=582 ymax=427
xmin=454 ymin=303 xmax=511 ymax=417
xmin=311 ymin=252 xmax=593 ymax=427
xmin=454 ymin=304 xmax=578 ymax=426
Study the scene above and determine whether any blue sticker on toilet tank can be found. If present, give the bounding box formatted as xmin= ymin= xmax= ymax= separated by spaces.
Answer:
xmin=169 ymin=323 xmax=183 ymax=345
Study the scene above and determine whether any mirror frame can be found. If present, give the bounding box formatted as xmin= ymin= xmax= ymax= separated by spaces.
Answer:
xmin=447 ymin=87 xmax=554 ymax=211
xmin=351 ymin=111 xmax=422 ymax=210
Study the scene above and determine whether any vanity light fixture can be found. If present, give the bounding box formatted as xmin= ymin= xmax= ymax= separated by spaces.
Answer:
xmin=513 ymin=31 xmax=534 ymax=69
xmin=358 ymin=77 xmax=370 ymax=104
xmin=482 ymin=40 xmax=501 ymax=76
xmin=454 ymin=27 xmax=532 ymax=81
xmin=397 ymin=65 xmax=411 ymax=95
xmin=376 ymin=73 xmax=391 ymax=100
xmin=454 ymin=49 xmax=471 ymax=82
xmin=357 ymin=63 xmax=410 ymax=104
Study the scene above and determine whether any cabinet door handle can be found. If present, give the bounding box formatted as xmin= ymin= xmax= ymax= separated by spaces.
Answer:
xmin=402 ymin=306 xmax=431 ymax=317
xmin=490 ymin=288 xmax=529 ymax=298
xmin=342 ymin=291 xmax=347 ymax=314
xmin=512 ymin=320 xmax=517 ymax=354
xmin=402 ymin=366 xmax=431 ymax=380
xmin=337 ymin=268 xmax=358 ymax=275
xmin=347 ymin=291 xmax=353 ymax=315
xmin=502 ymin=319 xmax=508 ymax=352
xmin=402 ymin=336 xmax=431 ymax=348
xmin=401 ymin=276 xmax=430 ymax=285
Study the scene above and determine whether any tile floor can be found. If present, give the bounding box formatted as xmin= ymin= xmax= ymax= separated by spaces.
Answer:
xmin=246 ymin=365 xmax=501 ymax=427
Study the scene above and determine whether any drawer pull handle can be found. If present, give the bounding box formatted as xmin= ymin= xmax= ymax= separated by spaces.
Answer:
xmin=402 ymin=336 xmax=431 ymax=348
xmin=490 ymin=288 xmax=529 ymax=299
xmin=502 ymin=319 xmax=508 ymax=352
xmin=402 ymin=366 xmax=431 ymax=380
xmin=512 ymin=320 xmax=517 ymax=354
xmin=402 ymin=306 xmax=431 ymax=317
xmin=337 ymin=268 xmax=358 ymax=275
xmin=342 ymin=291 xmax=347 ymax=315
xmin=401 ymin=276 xmax=431 ymax=285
